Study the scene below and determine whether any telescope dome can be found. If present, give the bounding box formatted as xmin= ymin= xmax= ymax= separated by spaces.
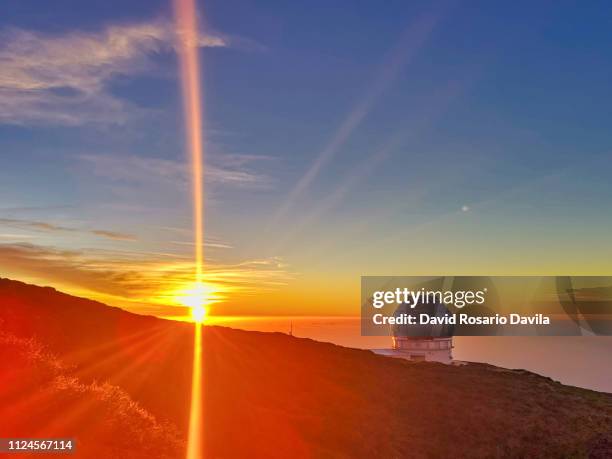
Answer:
xmin=392 ymin=300 xmax=455 ymax=338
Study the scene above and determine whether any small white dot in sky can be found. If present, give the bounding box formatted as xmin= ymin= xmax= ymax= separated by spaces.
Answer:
xmin=461 ymin=205 xmax=470 ymax=212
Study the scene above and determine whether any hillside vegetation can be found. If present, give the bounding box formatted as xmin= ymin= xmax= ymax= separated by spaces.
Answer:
xmin=0 ymin=278 xmax=611 ymax=458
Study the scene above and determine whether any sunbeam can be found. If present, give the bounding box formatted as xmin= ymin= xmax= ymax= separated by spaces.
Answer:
xmin=187 ymin=322 xmax=203 ymax=459
xmin=264 ymin=10 xmax=441 ymax=233
xmin=173 ymin=0 xmax=206 ymax=457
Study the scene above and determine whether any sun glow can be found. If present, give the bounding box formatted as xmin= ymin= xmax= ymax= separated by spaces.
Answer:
xmin=174 ymin=282 xmax=220 ymax=323
xmin=191 ymin=305 xmax=206 ymax=323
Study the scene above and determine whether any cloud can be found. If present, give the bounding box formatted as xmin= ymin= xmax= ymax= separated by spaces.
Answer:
xmin=0 ymin=20 xmax=226 ymax=126
xmin=0 ymin=217 xmax=136 ymax=241
xmin=90 ymin=230 xmax=137 ymax=241
xmin=0 ymin=242 xmax=291 ymax=313
xmin=78 ymin=153 xmax=272 ymax=189
xmin=0 ymin=233 xmax=37 ymax=239
xmin=0 ymin=218 xmax=73 ymax=233
xmin=170 ymin=240 xmax=234 ymax=250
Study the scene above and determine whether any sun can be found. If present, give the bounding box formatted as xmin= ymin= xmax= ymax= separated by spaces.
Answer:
xmin=190 ymin=305 xmax=206 ymax=323
xmin=174 ymin=282 xmax=216 ymax=323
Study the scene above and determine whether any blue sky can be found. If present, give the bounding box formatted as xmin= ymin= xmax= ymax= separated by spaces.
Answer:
xmin=1 ymin=0 xmax=611 ymax=315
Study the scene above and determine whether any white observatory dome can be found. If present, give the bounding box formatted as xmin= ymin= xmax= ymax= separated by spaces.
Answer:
xmin=390 ymin=300 xmax=454 ymax=364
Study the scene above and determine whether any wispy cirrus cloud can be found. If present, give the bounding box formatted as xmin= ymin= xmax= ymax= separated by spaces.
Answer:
xmin=0 ymin=242 xmax=292 ymax=316
xmin=90 ymin=230 xmax=138 ymax=241
xmin=78 ymin=153 xmax=272 ymax=189
xmin=0 ymin=20 xmax=226 ymax=126
xmin=0 ymin=218 xmax=136 ymax=241
xmin=170 ymin=240 xmax=234 ymax=250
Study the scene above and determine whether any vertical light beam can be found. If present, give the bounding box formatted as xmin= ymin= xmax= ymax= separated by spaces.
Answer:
xmin=174 ymin=0 xmax=205 ymax=458
xmin=187 ymin=322 xmax=203 ymax=459
xmin=175 ymin=0 xmax=205 ymax=285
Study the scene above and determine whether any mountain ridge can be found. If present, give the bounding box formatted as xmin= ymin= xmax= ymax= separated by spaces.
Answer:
xmin=1 ymin=277 xmax=611 ymax=458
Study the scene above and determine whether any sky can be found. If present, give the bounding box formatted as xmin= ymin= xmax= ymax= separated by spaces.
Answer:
xmin=1 ymin=0 xmax=612 ymax=318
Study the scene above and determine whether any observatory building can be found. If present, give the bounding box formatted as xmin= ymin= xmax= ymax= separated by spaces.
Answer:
xmin=375 ymin=300 xmax=455 ymax=364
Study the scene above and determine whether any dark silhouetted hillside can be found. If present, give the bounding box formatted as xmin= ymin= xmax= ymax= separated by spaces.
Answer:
xmin=1 ymin=278 xmax=611 ymax=458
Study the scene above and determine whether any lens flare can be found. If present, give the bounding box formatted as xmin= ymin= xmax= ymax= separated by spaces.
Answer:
xmin=175 ymin=0 xmax=205 ymax=285
xmin=173 ymin=0 xmax=206 ymax=456
xmin=174 ymin=282 xmax=220 ymax=323
xmin=187 ymin=322 xmax=203 ymax=458
xmin=191 ymin=305 xmax=207 ymax=323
